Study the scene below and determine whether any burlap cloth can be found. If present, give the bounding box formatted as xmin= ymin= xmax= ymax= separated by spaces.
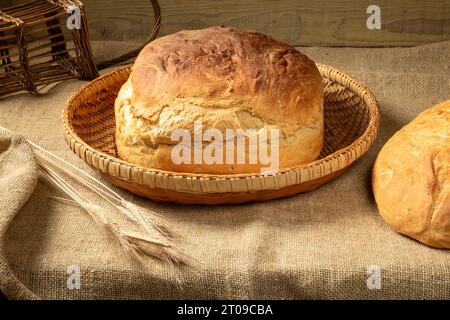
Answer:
xmin=0 ymin=41 xmax=449 ymax=300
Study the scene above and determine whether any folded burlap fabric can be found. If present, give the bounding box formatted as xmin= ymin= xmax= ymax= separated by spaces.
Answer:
xmin=0 ymin=127 xmax=38 ymax=299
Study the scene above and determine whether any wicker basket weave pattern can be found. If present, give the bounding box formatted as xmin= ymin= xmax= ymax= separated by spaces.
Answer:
xmin=0 ymin=0 xmax=161 ymax=96
xmin=63 ymin=64 xmax=379 ymax=204
xmin=0 ymin=0 xmax=98 ymax=96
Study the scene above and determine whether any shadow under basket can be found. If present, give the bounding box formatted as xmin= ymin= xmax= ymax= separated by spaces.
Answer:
xmin=63 ymin=64 xmax=380 ymax=205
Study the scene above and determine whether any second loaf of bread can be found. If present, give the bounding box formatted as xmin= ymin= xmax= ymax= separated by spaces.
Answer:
xmin=372 ymin=100 xmax=450 ymax=248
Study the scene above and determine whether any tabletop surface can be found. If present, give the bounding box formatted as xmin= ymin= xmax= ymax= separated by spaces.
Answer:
xmin=0 ymin=41 xmax=449 ymax=299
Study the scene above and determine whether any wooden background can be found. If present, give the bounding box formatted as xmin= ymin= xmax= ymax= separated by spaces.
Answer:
xmin=3 ymin=0 xmax=450 ymax=46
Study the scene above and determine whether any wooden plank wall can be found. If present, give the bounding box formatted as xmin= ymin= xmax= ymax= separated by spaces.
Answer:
xmin=3 ymin=0 xmax=450 ymax=47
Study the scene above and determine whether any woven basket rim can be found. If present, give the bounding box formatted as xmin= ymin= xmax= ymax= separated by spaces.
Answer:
xmin=62 ymin=63 xmax=379 ymax=182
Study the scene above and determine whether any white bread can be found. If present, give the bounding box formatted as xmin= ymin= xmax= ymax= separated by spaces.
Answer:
xmin=115 ymin=26 xmax=324 ymax=174
xmin=372 ymin=100 xmax=450 ymax=248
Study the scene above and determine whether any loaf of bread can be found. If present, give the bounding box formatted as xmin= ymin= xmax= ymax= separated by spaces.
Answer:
xmin=372 ymin=100 xmax=450 ymax=248
xmin=115 ymin=26 xmax=324 ymax=174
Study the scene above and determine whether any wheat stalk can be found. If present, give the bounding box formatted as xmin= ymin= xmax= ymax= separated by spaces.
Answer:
xmin=0 ymin=125 xmax=190 ymax=266
xmin=29 ymin=141 xmax=172 ymax=236
xmin=36 ymin=155 xmax=187 ymax=266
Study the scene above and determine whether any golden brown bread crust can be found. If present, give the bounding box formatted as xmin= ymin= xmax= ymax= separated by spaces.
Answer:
xmin=115 ymin=26 xmax=324 ymax=174
xmin=372 ymin=100 xmax=450 ymax=248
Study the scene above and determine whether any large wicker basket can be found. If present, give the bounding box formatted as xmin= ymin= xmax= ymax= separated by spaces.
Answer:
xmin=63 ymin=64 xmax=379 ymax=205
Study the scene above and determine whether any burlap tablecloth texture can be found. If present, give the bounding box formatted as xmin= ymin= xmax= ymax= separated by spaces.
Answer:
xmin=0 ymin=41 xmax=449 ymax=299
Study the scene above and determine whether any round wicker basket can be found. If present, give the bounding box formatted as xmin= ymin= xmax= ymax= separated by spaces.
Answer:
xmin=63 ymin=64 xmax=379 ymax=204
